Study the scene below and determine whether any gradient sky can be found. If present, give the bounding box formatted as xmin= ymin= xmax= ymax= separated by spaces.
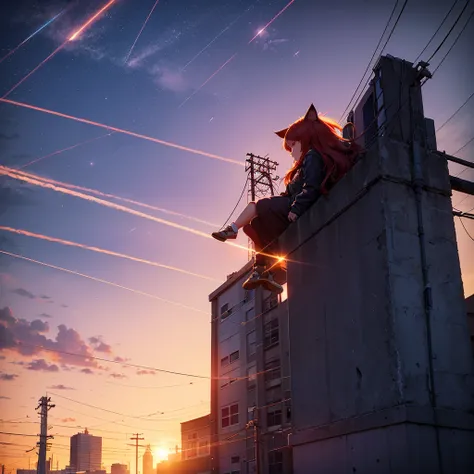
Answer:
xmin=1 ymin=0 xmax=473 ymax=470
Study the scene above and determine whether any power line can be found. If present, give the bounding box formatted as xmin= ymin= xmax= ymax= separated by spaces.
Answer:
xmin=432 ymin=8 xmax=474 ymax=75
xmin=339 ymin=0 xmax=409 ymax=122
xmin=219 ymin=173 xmax=249 ymax=229
xmin=427 ymin=0 xmax=472 ymax=63
xmin=454 ymin=135 xmax=474 ymax=156
xmin=413 ymin=0 xmax=459 ymax=64
xmin=458 ymin=216 xmax=474 ymax=241
xmin=436 ymin=91 xmax=474 ymax=132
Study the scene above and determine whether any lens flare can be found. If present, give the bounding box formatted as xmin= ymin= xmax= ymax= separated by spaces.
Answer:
xmin=0 ymin=226 xmax=218 ymax=282
xmin=124 ymin=0 xmax=161 ymax=64
xmin=69 ymin=0 xmax=116 ymax=41
xmin=0 ymin=11 xmax=64 ymax=65
xmin=0 ymin=250 xmax=207 ymax=314
xmin=0 ymin=98 xmax=243 ymax=166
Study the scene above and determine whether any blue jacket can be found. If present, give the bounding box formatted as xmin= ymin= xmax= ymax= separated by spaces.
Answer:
xmin=284 ymin=149 xmax=325 ymax=217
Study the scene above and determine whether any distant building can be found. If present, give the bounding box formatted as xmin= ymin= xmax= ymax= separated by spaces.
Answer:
xmin=111 ymin=463 xmax=128 ymax=474
xmin=143 ymin=445 xmax=153 ymax=474
xmin=181 ymin=414 xmax=211 ymax=473
xmin=70 ymin=428 xmax=102 ymax=471
xmin=209 ymin=261 xmax=292 ymax=474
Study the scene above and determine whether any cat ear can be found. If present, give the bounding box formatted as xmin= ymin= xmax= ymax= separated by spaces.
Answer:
xmin=274 ymin=128 xmax=288 ymax=138
xmin=304 ymin=103 xmax=319 ymax=122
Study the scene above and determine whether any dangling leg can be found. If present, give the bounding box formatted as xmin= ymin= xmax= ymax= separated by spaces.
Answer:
xmin=211 ymin=202 xmax=257 ymax=242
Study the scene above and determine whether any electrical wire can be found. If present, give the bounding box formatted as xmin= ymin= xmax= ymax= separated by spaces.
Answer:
xmin=426 ymin=0 xmax=472 ymax=63
xmin=339 ymin=0 xmax=409 ymax=123
xmin=431 ymin=8 xmax=474 ymax=75
xmin=458 ymin=216 xmax=474 ymax=240
xmin=219 ymin=174 xmax=249 ymax=230
xmin=339 ymin=0 xmax=401 ymax=122
xmin=413 ymin=0 xmax=460 ymax=64
xmin=436 ymin=91 xmax=474 ymax=132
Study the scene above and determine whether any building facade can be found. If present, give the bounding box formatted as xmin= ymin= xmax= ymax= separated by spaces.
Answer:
xmin=209 ymin=261 xmax=292 ymax=474
xmin=180 ymin=414 xmax=211 ymax=473
xmin=143 ymin=445 xmax=153 ymax=474
xmin=69 ymin=429 xmax=102 ymax=471
xmin=111 ymin=464 xmax=128 ymax=474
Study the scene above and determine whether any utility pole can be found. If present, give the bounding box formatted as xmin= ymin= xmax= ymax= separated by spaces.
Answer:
xmin=246 ymin=407 xmax=260 ymax=474
xmin=245 ymin=153 xmax=279 ymax=258
xmin=130 ymin=433 xmax=144 ymax=474
xmin=36 ymin=396 xmax=55 ymax=474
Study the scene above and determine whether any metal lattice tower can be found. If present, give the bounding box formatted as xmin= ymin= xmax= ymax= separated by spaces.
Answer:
xmin=245 ymin=153 xmax=279 ymax=260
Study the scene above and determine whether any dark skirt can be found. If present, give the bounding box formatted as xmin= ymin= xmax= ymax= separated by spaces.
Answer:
xmin=243 ymin=196 xmax=291 ymax=267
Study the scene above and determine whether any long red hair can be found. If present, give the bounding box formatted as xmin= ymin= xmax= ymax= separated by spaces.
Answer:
xmin=277 ymin=105 xmax=361 ymax=193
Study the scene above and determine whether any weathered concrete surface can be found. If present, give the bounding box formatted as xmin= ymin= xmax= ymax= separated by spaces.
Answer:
xmin=280 ymin=139 xmax=474 ymax=473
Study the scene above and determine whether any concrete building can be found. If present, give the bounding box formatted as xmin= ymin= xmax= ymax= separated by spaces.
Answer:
xmin=180 ymin=414 xmax=211 ymax=473
xmin=111 ymin=463 xmax=128 ymax=474
xmin=209 ymin=262 xmax=292 ymax=473
xmin=70 ymin=429 xmax=102 ymax=471
xmin=278 ymin=55 xmax=474 ymax=473
xmin=143 ymin=445 xmax=153 ymax=474
xmin=466 ymin=293 xmax=474 ymax=357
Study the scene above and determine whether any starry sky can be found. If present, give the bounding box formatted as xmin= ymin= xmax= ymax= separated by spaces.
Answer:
xmin=1 ymin=0 xmax=474 ymax=469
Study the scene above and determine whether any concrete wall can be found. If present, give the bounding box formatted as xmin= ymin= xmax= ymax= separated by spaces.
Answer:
xmin=280 ymin=138 xmax=474 ymax=473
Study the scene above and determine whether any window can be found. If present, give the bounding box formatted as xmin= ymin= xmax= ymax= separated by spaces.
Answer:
xmin=222 ymin=403 xmax=239 ymax=428
xmin=267 ymin=408 xmax=282 ymax=428
xmin=221 ymin=356 xmax=229 ymax=367
xmin=266 ymin=385 xmax=282 ymax=403
xmin=264 ymin=359 xmax=281 ymax=384
xmin=247 ymin=331 xmax=256 ymax=357
xmin=264 ymin=318 xmax=279 ymax=348
xmin=187 ymin=441 xmax=197 ymax=458
xmin=221 ymin=303 xmax=232 ymax=320
xmin=245 ymin=307 xmax=255 ymax=322
xmin=231 ymin=455 xmax=240 ymax=464
xmin=229 ymin=350 xmax=240 ymax=363
xmin=244 ymin=289 xmax=255 ymax=302
xmin=198 ymin=440 xmax=209 ymax=456
xmin=268 ymin=450 xmax=283 ymax=474
xmin=263 ymin=294 xmax=278 ymax=312
xmin=247 ymin=364 xmax=256 ymax=388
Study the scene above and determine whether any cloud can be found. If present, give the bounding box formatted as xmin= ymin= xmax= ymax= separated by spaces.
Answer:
xmin=109 ymin=372 xmax=127 ymax=379
xmin=61 ymin=304 xmax=68 ymax=308
xmin=48 ymin=384 xmax=74 ymax=390
xmin=60 ymin=417 xmax=76 ymax=423
xmin=262 ymin=38 xmax=290 ymax=52
xmin=0 ymin=372 xmax=18 ymax=381
xmin=81 ymin=368 xmax=94 ymax=375
xmin=0 ymin=395 xmax=11 ymax=399
xmin=27 ymin=359 xmax=59 ymax=372
xmin=39 ymin=313 xmax=53 ymax=319
xmin=137 ymin=369 xmax=156 ymax=376
xmin=151 ymin=66 xmax=188 ymax=93
xmin=39 ymin=295 xmax=51 ymax=300
xmin=89 ymin=336 xmax=112 ymax=353
xmin=11 ymin=288 xmax=35 ymax=299
xmin=0 ymin=307 xmax=124 ymax=372
xmin=0 ymin=132 xmax=19 ymax=140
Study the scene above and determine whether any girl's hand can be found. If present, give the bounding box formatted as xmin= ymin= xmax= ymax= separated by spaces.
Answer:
xmin=288 ymin=212 xmax=298 ymax=222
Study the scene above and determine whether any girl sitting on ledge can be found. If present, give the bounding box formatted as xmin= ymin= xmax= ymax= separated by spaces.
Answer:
xmin=212 ymin=104 xmax=361 ymax=294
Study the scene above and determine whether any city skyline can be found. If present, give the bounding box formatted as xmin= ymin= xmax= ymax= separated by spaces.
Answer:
xmin=1 ymin=0 xmax=473 ymax=470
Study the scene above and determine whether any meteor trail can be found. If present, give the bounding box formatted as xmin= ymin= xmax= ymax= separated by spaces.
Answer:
xmin=69 ymin=0 xmax=116 ymax=41
xmin=124 ymin=0 xmax=160 ymax=64
xmin=2 ymin=0 xmax=117 ymax=98
xmin=0 ymin=250 xmax=207 ymax=314
xmin=11 ymin=166 xmax=219 ymax=227
xmin=0 ymin=11 xmax=64 ymax=65
xmin=19 ymin=132 xmax=114 ymax=169
xmin=0 ymin=226 xmax=218 ymax=282
xmin=181 ymin=7 xmax=252 ymax=71
xmin=0 ymin=98 xmax=243 ymax=166
xmin=248 ymin=0 xmax=296 ymax=44
xmin=178 ymin=54 xmax=237 ymax=108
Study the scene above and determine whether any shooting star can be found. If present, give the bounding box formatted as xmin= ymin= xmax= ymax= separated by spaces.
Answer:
xmin=180 ymin=6 xmax=252 ymax=71
xmin=13 ymin=166 xmax=220 ymax=227
xmin=178 ymin=53 xmax=237 ymax=108
xmin=248 ymin=0 xmax=296 ymax=44
xmin=0 ymin=11 xmax=64 ymax=65
xmin=18 ymin=132 xmax=114 ymax=169
xmin=124 ymin=0 xmax=160 ymax=64
xmin=0 ymin=226 xmax=219 ymax=282
xmin=0 ymin=98 xmax=243 ymax=166
xmin=69 ymin=0 xmax=116 ymax=41
xmin=2 ymin=0 xmax=116 ymax=98
xmin=0 ymin=250 xmax=207 ymax=314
